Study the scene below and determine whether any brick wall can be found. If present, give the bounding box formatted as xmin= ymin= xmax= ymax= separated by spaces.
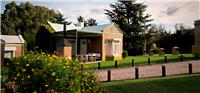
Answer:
xmin=102 ymin=23 xmax=123 ymax=61
xmin=56 ymin=45 xmax=72 ymax=59
xmin=5 ymin=44 xmax=24 ymax=57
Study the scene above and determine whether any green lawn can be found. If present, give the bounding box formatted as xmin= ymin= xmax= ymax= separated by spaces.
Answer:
xmin=102 ymin=74 xmax=200 ymax=93
xmin=86 ymin=54 xmax=194 ymax=69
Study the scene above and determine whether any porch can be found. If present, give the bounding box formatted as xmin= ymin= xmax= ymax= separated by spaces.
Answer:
xmin=56 ymin=30 xmax=103 ymax=62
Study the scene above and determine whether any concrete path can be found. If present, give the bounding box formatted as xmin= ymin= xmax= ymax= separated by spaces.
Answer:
xmin=95 ymin=60 xmax=200 ymax=82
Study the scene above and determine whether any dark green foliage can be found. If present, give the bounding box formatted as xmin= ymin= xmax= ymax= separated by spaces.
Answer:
xmin=1 ymin=1 xmax=67 ymax=51
xmin=77 ymin=16 xmax=97 ymax=26
xmin=1 ymin=52 xmax=102 ymax=93
xmin=156 ymin=28 xmax=194 ymax=53
xmin=86 ymin=18 xmax=97 ymax=26
xmin=105 ymin=0 xmax=152 ymax=55
xmin=35 ymin=26 xmax=56 ymax=53
xmin=122 ymin=50 xmax=128 ymax=58
xmin=77 ymin=15 xmax=84 ymax=22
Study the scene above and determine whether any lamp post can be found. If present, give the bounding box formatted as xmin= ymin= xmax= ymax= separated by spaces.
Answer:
xmin=143 ymin=27 xmax=147 ymax=55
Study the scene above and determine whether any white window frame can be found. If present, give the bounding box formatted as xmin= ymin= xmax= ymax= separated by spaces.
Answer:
xmin=113 ymin=41 xmax=120 ymax=56
xmin=106 ymin=40 xmax=121 ymax=56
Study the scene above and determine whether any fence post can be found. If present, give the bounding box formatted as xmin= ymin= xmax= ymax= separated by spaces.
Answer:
xmin=98 ymin=62 xmax=100 ymax=69
xmin=108 ymin=70 xmax=111 ymax=82
xmin=189 ymin=63 xmax=192 ymax=74
xmin=195 ymin=54 xmax=199 ymax=60
xmin=135 ymin=68 xmax=139 ymax=79
xmin=115 ymin=61 xmax=117 ymax=68
xmin=180 ymin=55 xmax=184 ymax=62
xmin=132 ymin=59 xmax=134 ymax=66
xmin=162 ymin=65 xmax=166 ymax=77
xmin=164 ymin=56 xmax=167 ymax=63
xmin=148 ymin=58 xmax=151 ymax=65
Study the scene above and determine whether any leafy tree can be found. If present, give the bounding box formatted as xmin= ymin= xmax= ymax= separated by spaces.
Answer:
xmin=53 ymin=12 xmax=71 ymax=24
xmin=35 ymin=26 xmax=56 ymax=53
xmin=1 ymin=1 xmax=67 ymax=51
xmin=77 ymin=15 xmax=84 ymax=22
xmin=76 ymin=16 xmax=98 ymax=26
xmin=53 ymin=12 xmax=65 ymax=23
xmin=105 ymin=0 xmax=152 ymax=55
xmin=156 ymin=26 xmax=194 ymax=53
xmin=86 ymin=18 xmax=97 ymax=26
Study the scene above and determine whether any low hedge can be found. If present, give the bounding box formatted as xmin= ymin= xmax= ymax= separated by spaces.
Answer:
xmin=122 ymin=50 xmax=128 ymax=58
xmin=1 ymin=52 xmax=102 ymax=93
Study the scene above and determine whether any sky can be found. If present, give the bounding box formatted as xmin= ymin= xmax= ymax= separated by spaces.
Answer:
xmin=1 ymin=0 xmax=200 ymax=32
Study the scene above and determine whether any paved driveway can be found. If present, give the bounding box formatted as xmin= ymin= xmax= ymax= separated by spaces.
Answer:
xmin=96 ymin=60 xmax=200 ymax=82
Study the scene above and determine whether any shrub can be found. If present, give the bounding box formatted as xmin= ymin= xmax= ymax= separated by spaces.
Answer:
xmin=158 ymin=48 xmax=165 ymax=55
xmin=172 ymin=46 xmax=180 ymax=55
xmin=1 ymin=52 xmax=102 ymax=93
xmin=122 ymin=50 xmax=128 ymax=58
xmin=149 ymin=49 xmax=154 ymax=56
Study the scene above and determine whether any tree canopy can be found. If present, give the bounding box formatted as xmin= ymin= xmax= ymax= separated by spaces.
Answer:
xmin=77 ymin=16 xmax=98 ymax=26
xmin=86 ymin=18 xmax=97 ymax=26
xmin=1 ymin=1 xmax=66 ymax=51
xmin=105 ymin=0 xmax=152 ymax=55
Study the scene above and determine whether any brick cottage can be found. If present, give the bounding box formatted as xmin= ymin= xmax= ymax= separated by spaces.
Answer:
xmin=48 ymin=21 xmax=123 ymax=61
xmin=0 ymin=35 xmax=25 ymax=65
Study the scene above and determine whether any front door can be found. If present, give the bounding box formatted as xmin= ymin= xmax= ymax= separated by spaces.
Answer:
xmin=80 ymin=39 xmax=87 ymax=54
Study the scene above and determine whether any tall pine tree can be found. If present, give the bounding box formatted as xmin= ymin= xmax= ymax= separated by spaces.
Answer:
xmin=105 ymin=0 xmax=152 ymax=55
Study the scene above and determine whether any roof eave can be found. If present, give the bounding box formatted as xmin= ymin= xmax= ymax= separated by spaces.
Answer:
xmin=77 ymin=29 xmax=102 ymax=34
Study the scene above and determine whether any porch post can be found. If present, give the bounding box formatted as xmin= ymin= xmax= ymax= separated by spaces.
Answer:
xmin=75 ymin=31 xmax=78 ymax=55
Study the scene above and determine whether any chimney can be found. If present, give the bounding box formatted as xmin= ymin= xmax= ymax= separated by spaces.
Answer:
xmin=77 ymin=21 xmax=84 ymax=28
xmin=63 ymin=22 xmax=66 ymax=38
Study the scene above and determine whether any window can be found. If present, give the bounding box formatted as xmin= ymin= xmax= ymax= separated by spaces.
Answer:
xmin=4 ymin=51 xmax=13 ymax=58
xmin=113 ymin=41 xmax=120 ymax=55
xmin=106 ymin=40 xmax=121 ymax=56
xmin=106 ymin=40 xmax=113 ymax=56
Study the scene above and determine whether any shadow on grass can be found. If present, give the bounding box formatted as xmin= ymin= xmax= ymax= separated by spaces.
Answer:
xmin=102 ymin=74 xmax=200 ymax=93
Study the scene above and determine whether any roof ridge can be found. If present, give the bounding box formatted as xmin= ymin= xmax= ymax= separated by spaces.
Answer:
xmin=84 ymin=24 xmax=109 ymax=27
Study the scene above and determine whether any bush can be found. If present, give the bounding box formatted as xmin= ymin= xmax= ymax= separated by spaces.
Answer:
xmin=158 ymin=48 xmax=165 ymax=55
xmin=122 ymin=50 xmax=128 ymax=58
xmin=149 ymin=49 xmax=154 ymax=56
xmin=1 ymin=52 xmax=102 ymax=93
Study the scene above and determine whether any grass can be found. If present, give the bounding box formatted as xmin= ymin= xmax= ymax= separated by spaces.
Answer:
xmin=86 ymin=54 xmax=194 ymax=69
xmin=102 ymin=74 xmax=200 ymax=93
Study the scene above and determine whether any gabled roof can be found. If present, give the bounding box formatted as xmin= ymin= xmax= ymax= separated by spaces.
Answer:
xmin=80 ymin=24 xmax=109 ymax=32
xmin=0 ymin=35 xmax=25 ymax=44
xmin=47 ymin=21 xmax=77 ymax=32
xmin=51 ymin=22 xmax=123 ymax=35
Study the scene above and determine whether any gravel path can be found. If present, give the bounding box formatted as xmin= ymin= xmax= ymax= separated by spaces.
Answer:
xmin=95 ymin=60 xmax=200 ymax=82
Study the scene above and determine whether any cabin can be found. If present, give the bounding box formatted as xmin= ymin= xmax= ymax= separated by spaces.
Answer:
xmin=48 ymin=21 xmax=123 ymax=62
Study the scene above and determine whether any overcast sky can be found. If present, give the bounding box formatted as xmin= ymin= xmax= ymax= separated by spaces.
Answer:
xmin=1 ymin=0 xmax=200 ymax=32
